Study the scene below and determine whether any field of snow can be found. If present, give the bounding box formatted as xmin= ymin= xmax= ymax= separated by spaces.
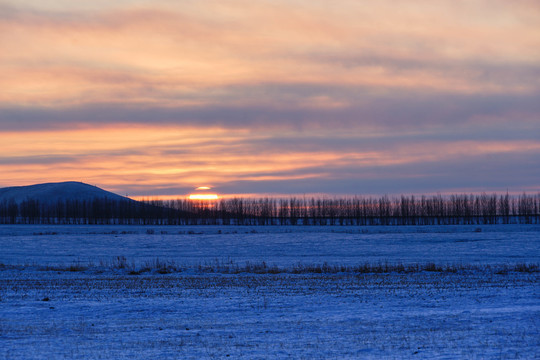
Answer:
xmin=1 ymin=225 xmax=539 ymax=359
xmin=1 ymin=224 xmax=539 ymax=267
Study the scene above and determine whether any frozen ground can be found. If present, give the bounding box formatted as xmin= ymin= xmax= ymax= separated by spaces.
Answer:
xmin=0 ymin=224 xmax=539 ymax=266
xmin=1 ymin=270 xmax=538 ymax=359
xmin=0 ymin=225 xmax=539 ymax=359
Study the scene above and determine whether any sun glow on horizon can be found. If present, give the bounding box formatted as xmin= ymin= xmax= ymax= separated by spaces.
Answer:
xmin=189 ymin=186 xmax=218 ymax=200
xmin=188 ymin=194 xmax=219 ymax=200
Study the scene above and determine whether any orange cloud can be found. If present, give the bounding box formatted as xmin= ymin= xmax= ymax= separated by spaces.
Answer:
xmin=1 ymin=1 xmax=539 ymax=196
xmin=2 ymin=0 xmax=539 ymax=107
xmin=1 ymin=123 xmax=538 ymax=196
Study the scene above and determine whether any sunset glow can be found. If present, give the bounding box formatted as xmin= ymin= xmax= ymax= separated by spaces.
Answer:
xmin=188 ymin=194 xmax=219 ymax=201
xmin=1 ymin=0 xmax=539 ymax=196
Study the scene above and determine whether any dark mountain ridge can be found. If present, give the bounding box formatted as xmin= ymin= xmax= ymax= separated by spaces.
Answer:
xmin=0 ymin=182 xmax=168 ymax=225
xmin=0 ymin=181 xmax=131 ymax=205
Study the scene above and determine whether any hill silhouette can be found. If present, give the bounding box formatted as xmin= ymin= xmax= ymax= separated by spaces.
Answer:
xmin=0 ymin=181 xmax=131 ymax=205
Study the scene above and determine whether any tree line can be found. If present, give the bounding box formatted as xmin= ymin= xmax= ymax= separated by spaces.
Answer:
xmin=1 ymin=193 xmax=539 ymax=225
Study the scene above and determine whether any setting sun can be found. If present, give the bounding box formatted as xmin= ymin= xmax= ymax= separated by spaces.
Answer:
xmin=189 ymin=186 xmax=218 ymax=200
xmin=188 ymin=194 xmax=219 ymax=200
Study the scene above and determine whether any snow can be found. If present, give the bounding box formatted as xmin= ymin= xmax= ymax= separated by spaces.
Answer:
xmin=0 ymin=225 xmax=539 ymax=359
xmin=1 ymin=271 xmax=538 ymax=359
xmin=0 ymin=224 xmax=538 ymax=267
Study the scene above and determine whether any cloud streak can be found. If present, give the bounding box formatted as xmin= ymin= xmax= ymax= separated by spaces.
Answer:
xmin=2 ymin=0 xmax=539 ymax=105
xmin=1 ymin=0 xmax=539 ymax=196
xmin=1 ymin=124 xmax=538 ymax=196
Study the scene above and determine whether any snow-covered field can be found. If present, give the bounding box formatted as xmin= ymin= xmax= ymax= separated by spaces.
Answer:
xmin=1 ymin=224 xmax=539 ymax=266
xmin=1 ymin=225 xmax=539 ymax=359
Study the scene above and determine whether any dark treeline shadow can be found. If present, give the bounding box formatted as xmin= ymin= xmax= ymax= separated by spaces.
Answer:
xmin=0 ymin=193 xmax=539 ymax=226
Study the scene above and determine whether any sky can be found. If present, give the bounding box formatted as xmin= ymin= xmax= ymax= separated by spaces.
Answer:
xmin=1 ymin=0 xmax=539 ymax=198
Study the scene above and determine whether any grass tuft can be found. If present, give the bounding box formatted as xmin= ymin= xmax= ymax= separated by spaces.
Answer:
xmin=4 ymin=258 xmax=539 ymax=276
xmin=514 ymin=263 xmax=538 ymax=273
